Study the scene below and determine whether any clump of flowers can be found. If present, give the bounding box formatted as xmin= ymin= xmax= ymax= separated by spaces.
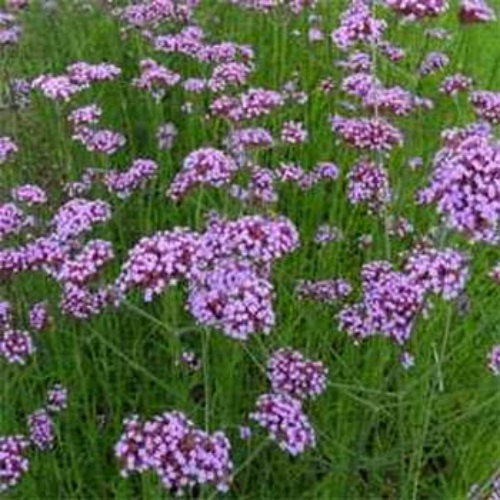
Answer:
xmin=29 ymin=302 xmax=50 ymax=332
xmin=459 ymin=0 xmax=496 ymax=24
xmin=0 ymin=137 xmax=18 ymax=164
xmin=296 ymin=278 xmax=352 ymax=303
xmin=114 ymin=411 xmax=233 ymax=494
xmin=347 ymin=159 xmax=391 ymax=212
xmin=267 ymin=348 xmax=328 ymax=400
xmin=104 ymin=159 xmax=158 ymax=199
xmin=27 ymin=409 xmax=54 ymax=451
xmin=384 ymin=0 xmax=449 ymax=18
xmin=117 ymin=228 xmax=200 ymax=301
xmin=167 ymin=148 xmax=238 ymax=201
xmin=11 ymin=185 xmax=47 ymax=206
xmin=46 ymin=384 xmax=68 ymax=413
xmin=331 ymin=0 xmax=386 ymax=50
xmin=0 ymin=329 xmax=35 ymax=365
xmin=419 ymin=52 xmax=450 ymax=77
xmin=280 ymin=121 xmax=308 ymax=145
xmin=250 ymin=393 xmax=316 ymax=455
xmin=187 ymin=259 xmax=275 ymax=340
xmin=338 ymin=261 xmax=426 ymax=344
xmin=0 ymin=435 xmax=29 ymax=493
xmin=470 ymin=91 xmax=500 ymax=124
xmin=51 ymin=198 xmax=111 ymax=240
xmin=133 ymin=59 xmax=181 ymax=101
xmin=418 ymin=124 xmax=500 ymax=243
xmin=157 ymin=122 xmax=177 ymax=151
xmin=404 ymin=247 xmax=469 ymax=300
xmin=440 ymin=73 xmax=473 ymax=96
xmin=331 ymin=115 xmax=403 ymax=153
xmin=487 ymin=345 xmax=500 ymax=375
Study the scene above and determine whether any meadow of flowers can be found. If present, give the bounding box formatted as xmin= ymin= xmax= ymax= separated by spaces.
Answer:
xmin=1 ymin=0 xmax=500 ymax=497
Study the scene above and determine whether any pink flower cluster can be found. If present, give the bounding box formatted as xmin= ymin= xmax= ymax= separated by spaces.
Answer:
xmin=133 ymin=59 xmax=181 ymax=100
xmin=118 ymin=214 xmax=299 ymax=338
xmin=347 ymin=158 xmax=391 ymax=212
xmin=459 ymin=0 xmax=496 ymax=24
xmin=167 ymin=148 xmax=238 ymax=201
xmin=114 ymin=411 xmax=233 ymax=494
xmin=250 ymin=393 xmax=316 ymax=455
xmin=470 ymin=91 xmax=500 ymax=124
xmin=419 ymin=124 xmax=500 ymax=243
xmin=32 ymin=62 xmax=120 ymax=102
xmin=0 ymin=137 xmax=18 ymax=164
xmin=332 ymin=0 xmax=387 ymax=51
xmin=0 ymin=436 xmax=29 ymax=493
xmin=104 ymin=159 xmax=158 ymax=199
xmin=295 ymin=278 xmax=352 ymax=303
xmin=331 ymin=115 xmax=403 ymax=153
xmin=11 ymin=185 xmax=47 ymax=206
xmin=440 ymin=73 xmax=473 ymax=96
xmin=384 ymin=0 xmax=449 ymax=18
xmin=267 ymin=348 xmax=328 ymax=401
xmin=487 ymin=345 xmax=500 ymax=375
xmin=339 ymin=247 xmax=468 ymax=345
xmin=0 ymin=384 xmax=68 ymax=492
xmin=0 ymin=203 xmax=30 ymax=242
xmin=188 ymin=259 xmax=274 ymax=340
xmin=211 ymin=88 xmax=284 ymax=122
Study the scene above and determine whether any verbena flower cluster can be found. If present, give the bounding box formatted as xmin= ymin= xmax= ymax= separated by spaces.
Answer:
xmin=114 ymin=411 xmax=233 ymax=495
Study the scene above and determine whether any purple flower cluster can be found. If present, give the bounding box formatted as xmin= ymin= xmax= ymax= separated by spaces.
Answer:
xmin=347 ymin=158 xmax=391 ymax=212
xmin=339 ymin=246 xmax=468 ymax=345
xmin=68 ymin=104 xmax=102 ymax=126
xmin=0 ymin=136 xmax=18 ymax=164
xmin=209 ymin=62 xmax=253 ymax=92
xmin=250 ymin=393 xmax=316 ymax=455
xmin=211 ymin=88 xmax=284 ymax=122
xmin=226 ymin=127 xmax=273 ymax=154
xmin=117 ymin=228 xmax=199 ymax=301
xmin=133 ymin=59 xmax=181 ymax=100
xmin=46 ymin=384 xmax=68 ymax=413
xmin=267 ymin=348 xmax=328 ymax=401
xmin=114 ymin=411 xmax=233 ymax=494
xmin=0 ymin=329 xmax=35 ymax=365
xmin=487 ymin=345 xmax=500 ymax=375
xmin=0 ymin=435 xmax=29 ymax=493
xmin=384 ymin=0 xmax=449 ymax=18
xmin=157 ymin=122 xmax=177 ymax=150
xmin=11 ymin=185 xmax=47 ymax=206
xmin=419 ymin=52 xmax=450 ymax=77
xmin=440 ymin=73 xmax=473 ymax=96
xmin=331 ymin=115 xmax=403 ymax=153
xmin=104 ymin=159 xmax=158 ymax=199
xmin=27 ymin=409 xmax=54 ymax=451
xmin=188 ymin=259 xmax=275 ymax=340
xmin=72 ymin=127 xmax=126 ymax=155
xmin=167 ymin=148 xmax=238 ymax=201
xmin=0 ymin=203 xmax=30 ymax=242
xmin=404 ymin=247 xmax=469 ymax=300
xmin=280 ymin=121 xmax=308 ymax=145
xmin=470 ymin=91 xmax=500 ymax=124
xmin=332 ymin=0 xmax=387 ymax=50
xmin=295 ymin=278 xmax=352 ymax=303
xmin=52 ymin=198 xmax=111 ymax=240
xmin=459 ymin=0 xmax=496 ymax=24
xmin=314 ymin=224 xmax=343 ymax=245
xmin=29 ymin=302 xmax=50 ymax=332
xmin=338 ymin=261 xmax=426 ymax=344
xmin=418 ymin=124 xmax=500 ymax=243
xmin=58 ymin=239 xmax=114 ymax=286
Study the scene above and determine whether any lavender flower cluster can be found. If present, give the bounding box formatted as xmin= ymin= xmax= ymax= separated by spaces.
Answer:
xmin=114 ymin=411 xmax=233 ymax=495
